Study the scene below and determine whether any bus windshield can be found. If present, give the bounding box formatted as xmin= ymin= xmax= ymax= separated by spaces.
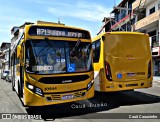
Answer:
xmin=25 ymin=40 xmax=92 ymax=74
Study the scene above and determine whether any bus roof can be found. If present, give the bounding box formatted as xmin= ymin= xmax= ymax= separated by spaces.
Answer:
xmin=92 ymin=31 xmax=149 ymax=42
xmin=12 ymin=20 xmax=90 ymax=35
xmin=27 ymin=20 xmax=90 ymax=33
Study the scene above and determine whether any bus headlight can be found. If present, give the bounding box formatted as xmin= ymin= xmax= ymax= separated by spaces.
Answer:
xmin=28 ymin=84 xmax=34 ymax=90
xmin=87 ymin=80 xmax=94 ymax=91
xmin=26 ymin=82 xmax=44 ymax=97
xmin=26 ymin=82 xmax=34 ymax=90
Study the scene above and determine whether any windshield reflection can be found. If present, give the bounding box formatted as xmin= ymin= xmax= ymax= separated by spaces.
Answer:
xmin=25 ymin=40 xmax=92 ymax=74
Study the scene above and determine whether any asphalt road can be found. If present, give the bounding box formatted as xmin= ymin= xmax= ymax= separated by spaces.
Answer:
xmin=0 ymin=78 xmax=160 ymax=122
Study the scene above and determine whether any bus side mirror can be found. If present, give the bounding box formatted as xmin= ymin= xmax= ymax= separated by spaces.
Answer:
xmin=102 ymin=36 xmax=105 ymax=41
xmin=17 ymin=45 xmax=21 ymax=58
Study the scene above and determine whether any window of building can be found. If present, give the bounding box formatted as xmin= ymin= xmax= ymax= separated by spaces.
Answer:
xmin=92 ymin=39 xmax=100 ymax=63
xmin=148 ymin=30 xmax=157 ymax=47
xmin=5 ymin=52 xmax=9 ymax=61
xmin=149 ymin=7 xmax=155 ymax=15
xmin=115 ymin=12 xmax=120 ymax=22
xmin=154 ymin=60 xmax=160 ymax=76
xmin=121 ymin=10 xmax=126 ymax=19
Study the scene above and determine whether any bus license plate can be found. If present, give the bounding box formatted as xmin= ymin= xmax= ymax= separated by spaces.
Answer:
xmin=127 ymin=73 xmax=136 ymax=77
xmin=62 ymin=94 xmax=73 ymax=100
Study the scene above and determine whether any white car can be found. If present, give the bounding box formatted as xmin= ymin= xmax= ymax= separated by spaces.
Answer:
xmin=6 ymin=71 xmax=11 ymax=82
xmin=1 ymin=70 xmax=10 ymax=80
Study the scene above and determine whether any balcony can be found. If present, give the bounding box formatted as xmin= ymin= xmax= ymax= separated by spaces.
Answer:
xmin=111 ymin=13 xmax=134 ymax=31
xmin=132 ymin=0 xmax=153 ymax=10
xmin=133 ymin=10 xmax=160 ymax=30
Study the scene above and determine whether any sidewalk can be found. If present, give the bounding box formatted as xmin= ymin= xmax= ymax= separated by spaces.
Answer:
xmin=153 ymin=76 xmax=160 ymax=82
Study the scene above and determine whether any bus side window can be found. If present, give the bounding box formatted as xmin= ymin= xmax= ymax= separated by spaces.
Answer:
xmin=21 ymin=43 xmax=24 ymax=62
xmin=15 ymin=51 xmax=17 ymax=65
xmin=93 ymin=40 xmax=100 ymax=63
xmin=92 ymin=42 xmax=96 ymax=62
xmin=15 ymin=48 xmax=19 ymax=65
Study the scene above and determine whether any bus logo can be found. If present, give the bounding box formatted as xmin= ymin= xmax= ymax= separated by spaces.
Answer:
xmin=62 ymin=80 xmax=72 ymax=83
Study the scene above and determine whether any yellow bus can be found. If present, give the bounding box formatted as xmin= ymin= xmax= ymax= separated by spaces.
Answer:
xmin=10 ymin=21 xmax=94 ymax=106
xmin=92 ymin=32 xmax=152 ymax=92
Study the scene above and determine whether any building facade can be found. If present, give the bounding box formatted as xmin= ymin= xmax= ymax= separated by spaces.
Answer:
xmin=98 ymin=0 xmax=135 ymax=34
xmin=0 ymin=43 xmax=11 ymax=72
xmin=132 ymin=0 xmax=160 ymax=75
xmin=110 ymin=0 xmax=136 ymax=31
xmin=98 ymin=0 xmax=160 ymax=76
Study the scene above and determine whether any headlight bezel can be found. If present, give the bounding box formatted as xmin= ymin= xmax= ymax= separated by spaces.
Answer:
xmin=87 ymin=80 xmax=94 ymax=91
xmin=26 ymin=82 xmax=44 ymax=97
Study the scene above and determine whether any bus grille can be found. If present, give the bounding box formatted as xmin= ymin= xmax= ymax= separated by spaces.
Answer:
xmin=46 ymin=91 xmax=86 ymax=101
xmin=39 ymin=75 xmax=89 ymax=84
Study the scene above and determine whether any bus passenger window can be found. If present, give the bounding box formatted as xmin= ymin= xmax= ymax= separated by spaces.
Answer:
xmin=93 ymin=40 xmax=100 ymax=63
xmin=92 ymin=42 xmax=96 ymax=61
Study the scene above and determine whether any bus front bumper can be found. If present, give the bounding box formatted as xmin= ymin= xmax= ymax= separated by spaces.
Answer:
xmin=24 ymin=85 xmax=94 ymax=106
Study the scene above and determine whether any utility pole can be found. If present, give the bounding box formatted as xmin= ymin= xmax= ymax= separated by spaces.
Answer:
xmin=133 ymin=0 xmax=143 ymax=31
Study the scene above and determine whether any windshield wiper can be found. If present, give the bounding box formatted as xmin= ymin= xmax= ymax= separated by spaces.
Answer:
xmin=70 ymin=39 xmax=81 ymax=56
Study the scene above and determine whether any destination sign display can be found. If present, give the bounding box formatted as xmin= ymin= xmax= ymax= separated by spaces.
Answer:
xmin=28 ymin=26 xmax=90 ymax=39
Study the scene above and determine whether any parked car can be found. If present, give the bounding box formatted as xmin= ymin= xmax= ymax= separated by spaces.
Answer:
xmin=1 ymin=70 xmax=10 ymax=80
xmin=6 ymin=71 xmax=11 ymax=82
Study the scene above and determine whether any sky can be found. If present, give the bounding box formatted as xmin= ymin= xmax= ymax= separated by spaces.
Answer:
xmin=0 ymin=0 xmax=121 ymax=45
